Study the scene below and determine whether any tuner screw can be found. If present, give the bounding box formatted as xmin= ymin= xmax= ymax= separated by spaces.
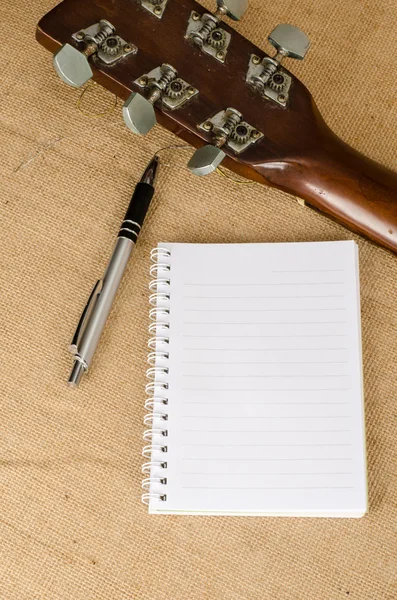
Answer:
xmin=101 ymin=35 xmax=122 ymax=56
xmin=123 ymin=44 xmax=132 ymax=53
xmin=154 ymin=5 xmax=162 ymax=15
xmin=251 ymin=129 xmax=261 ymax=139
xmin=251 ymin=55 xmax=261 ymax=65
xmin=165 ymin=78 xmax=185 ymax=99
xmin=268 ymin=71 xmax=286 ymax=92
xmin=203 ymin=121 xmax=213 ymax=131
xmin=277 ymin=93 xmax=287 ymax=103
xmin=216 ymin=50 xmax=225 ymax=60
xmin=76 ymin=31 xmax=85 ymax=41
xmin=231 ymin=123 xmax=250 ymax=144
xmin=192 ymin=11 xmax=201 ymax=20
xmin=187 ymin=86 xmax=196 ymax=96
xmin=208 ymin=28 xmax=227 ymax=49
xmin=139 ymin=76 xmax=149 ymax=86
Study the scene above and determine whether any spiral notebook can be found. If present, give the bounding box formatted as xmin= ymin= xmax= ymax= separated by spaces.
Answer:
xmin=143 ymin=241 xmax=367 ymax=517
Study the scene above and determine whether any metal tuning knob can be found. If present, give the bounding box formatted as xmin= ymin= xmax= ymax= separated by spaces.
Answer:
xmin=188 ymin=108 xmax=263 ymax=176
xmin=268 ymin=24 xmax=310 ymax=62
xmin=246 ymin=24 xmax=310 ymax=106
xmin=53 ymin=19 xmax=137 ymax=88
xmin=123 ymin=64 xmax=198 ymax=136
xmin=185 ymin=0 xmax=249 ymax=63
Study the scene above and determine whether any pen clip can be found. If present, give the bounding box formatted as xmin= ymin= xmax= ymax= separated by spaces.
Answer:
xmin=69 ymin=279 xmax=103 ymax=355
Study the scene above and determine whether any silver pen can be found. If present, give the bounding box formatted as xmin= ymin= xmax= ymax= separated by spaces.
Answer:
xmin=68 ymin=155 xmax=159 ymax=387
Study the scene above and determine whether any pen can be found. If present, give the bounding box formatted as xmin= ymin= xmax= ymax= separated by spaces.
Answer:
xmin=68 ymin=155 xmax=159 ymax=387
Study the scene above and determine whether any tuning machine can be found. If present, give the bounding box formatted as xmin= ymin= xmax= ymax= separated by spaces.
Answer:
xmin=187 ymin=108 xmax=263 ymax=176
xmin=185 ymin=0 xmax=249 ymax=63
xmin=123 ymin=64 xmax=199 ymax=135
xmin=53 ymin=20 xmax=137 ymax=88
xmin=246 ymin=24 xmax=310 ymax=105
xmin=139 ymin=0 xmax=169 ymax=19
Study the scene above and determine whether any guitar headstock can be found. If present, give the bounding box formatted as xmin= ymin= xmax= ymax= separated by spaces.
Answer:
xmin=37 ymin=0 xmax=315 ymax=182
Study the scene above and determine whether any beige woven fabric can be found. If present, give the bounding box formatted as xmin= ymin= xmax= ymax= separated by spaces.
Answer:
xmin=0 ymin=0 xmax=396 ymax=598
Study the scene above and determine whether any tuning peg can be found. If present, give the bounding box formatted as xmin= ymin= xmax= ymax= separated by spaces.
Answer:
xmin=248 ymin=24 xmax=310 ymax=99
xmin=215 ymin=0 xmax=249 ymax=21
xmin=53 ymin=20 xmax=117 ymax=88
xmin=188 ymin=145 xmax=227 ymax=177
xmin=188 ymin=108 xmax=263 ymax=176
xmin=268 ymin=24 xmax=310 ymax=61
xmin=122 ymin=92 xmax=157 ymax=135
xmin=186 ymin=0 xmax=249 ymax=62
xmin=123 ymin=64 xmax=178 ymax=135
xmin=53 ymin=43 xmax=94 ymax=88
xmin=188 ymin=108 xmax=242 ymax=176
xmin=123 ymin=64 xmax=198 ymax=136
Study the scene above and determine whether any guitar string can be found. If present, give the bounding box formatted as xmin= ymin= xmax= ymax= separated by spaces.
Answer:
xmin=76 ymin=81 xmax=119 ymax=118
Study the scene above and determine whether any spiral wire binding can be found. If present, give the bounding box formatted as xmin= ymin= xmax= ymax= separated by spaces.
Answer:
xmin=142 ymin=247 xmax=171 ymax=506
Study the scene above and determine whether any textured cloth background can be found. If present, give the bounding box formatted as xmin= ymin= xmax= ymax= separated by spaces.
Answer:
xmin=0 ymin=0 xmax=396 ymax=598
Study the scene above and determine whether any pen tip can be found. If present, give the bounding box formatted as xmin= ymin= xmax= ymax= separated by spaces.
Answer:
xmin=141 ymin=154 xmax=159 ymax=186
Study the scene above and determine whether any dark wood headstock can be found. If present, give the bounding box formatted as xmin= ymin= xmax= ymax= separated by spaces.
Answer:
xmin=37 ymin=0 xmax=397 ymax=254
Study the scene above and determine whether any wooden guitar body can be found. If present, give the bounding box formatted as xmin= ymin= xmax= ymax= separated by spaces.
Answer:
xmin=36 ymin=0 xmax=397 ymax=252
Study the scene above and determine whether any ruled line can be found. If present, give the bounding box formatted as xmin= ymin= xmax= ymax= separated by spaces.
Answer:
xmin=181 ymin=414 xmax=350 ymax=418
xmin=183 ymin=443 xmax=352 ymax=447
xmin=182 ymin=458 xmax=353 ymax=461
xmin=181 ymin=472 xmax=353 ymax=476
xmin=182 ymin=321 xmax=348 ymax=325
xmin=182 ymin=335 xmax=348 ymax=338
xmin=183 ymin=309 xmax=347 ymax=312
xmin=182 ymin=375 xmax=349 ymax=379
xmin=182 ymin=348 xmax=349 ymax=351
xmin=273 ymin=269 xmax=345 ymax=273
xmin=183 ymin=295 xmax=345 ymax=299
xmin=183 ymin=283 xmax=345 ymax=286
xmin=183 ymin=402 xmax=349 ymax=405
xmin=182 ymin=388 xmax=351 ymax=392
xmin=182 ymin=361 xmax=349 ymax=365
xmin=181 ymin=416 xmax=349 ymax=420
xmin=181 ymin=430 xmax=351 ymax=434
xmin=181 ymin=486 xmax=354 ymax=490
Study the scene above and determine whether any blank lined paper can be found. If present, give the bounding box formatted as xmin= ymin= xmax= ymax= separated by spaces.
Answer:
xmin=148 ymin=242 xmax=367 ymax=517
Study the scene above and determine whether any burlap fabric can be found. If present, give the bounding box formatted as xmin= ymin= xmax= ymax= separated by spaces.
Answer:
xmin=0 ymin=0 xmax=396 ymax=598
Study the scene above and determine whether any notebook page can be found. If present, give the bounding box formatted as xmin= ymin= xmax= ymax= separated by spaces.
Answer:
xmin=149 ymin=241 xmax=367 ymax=516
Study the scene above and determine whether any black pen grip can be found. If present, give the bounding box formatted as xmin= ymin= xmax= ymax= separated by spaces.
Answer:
xmin=118 ymin=182 xmax=154 ymax=241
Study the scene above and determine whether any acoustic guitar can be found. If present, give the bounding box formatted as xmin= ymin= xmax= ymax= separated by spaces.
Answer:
xmin=36 ymin=0 xmax=397 ymax=253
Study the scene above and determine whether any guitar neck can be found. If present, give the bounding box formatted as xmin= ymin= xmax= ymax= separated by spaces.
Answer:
xmin=252 ymin=109 xmax=397 ymax=253
xmin=36 ymin=0 xmax=397 ymax=253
